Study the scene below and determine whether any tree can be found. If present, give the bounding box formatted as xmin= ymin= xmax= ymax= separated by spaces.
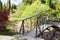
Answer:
xmin=7 ymin=0 xmax=11 ymax=12
xmin=4 ymin=3 xmax=8 ymax=9
xmin=11 ymin=3 xmax=17 ymax=13
xmin=46 ymin=0 xmax=56 ymax=9
xmin=23 ymin=0 xmax=35 ymax=4
xmin=0 ymin=0 xmax=2 ymax=10
xmin=46 ymin=0 xmax=51 ymax=6
xmin=41 ymin=0 xmax=45 ymax=3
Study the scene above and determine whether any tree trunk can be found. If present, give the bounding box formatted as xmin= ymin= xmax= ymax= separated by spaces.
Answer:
xmin=8 ymin=0 xmax=11 ymax=12
xmin=46 ymin=0 xmax=51 ymax=6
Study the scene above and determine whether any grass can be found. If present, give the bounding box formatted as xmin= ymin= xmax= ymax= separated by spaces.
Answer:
xmin=58 ymin=38 xmax=60 ymax=40
xmin=0 ymin=29 xmax=16 ymax=35
xmin=11 ymin=38 xmax=27 ymax=40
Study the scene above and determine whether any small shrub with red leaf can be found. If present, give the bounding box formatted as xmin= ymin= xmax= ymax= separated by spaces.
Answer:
xmin=0 ymin=10 xmax=9 ymax=30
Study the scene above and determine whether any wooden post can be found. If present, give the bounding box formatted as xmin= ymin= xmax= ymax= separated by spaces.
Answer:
xmin=35 ymin=17 xmax=38 ymax=37
xmin=19 ymin=20 xmax=25 ymax=35
xmin=22 ymin=20 xmax=25 ymax=35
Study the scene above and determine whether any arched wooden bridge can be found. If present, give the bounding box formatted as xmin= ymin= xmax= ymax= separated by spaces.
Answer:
xmin=19 ymin=14 xmax=60 ymax=40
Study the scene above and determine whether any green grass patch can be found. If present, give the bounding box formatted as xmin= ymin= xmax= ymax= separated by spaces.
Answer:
xmin=0 ymin=29 xmax=16 ymax=35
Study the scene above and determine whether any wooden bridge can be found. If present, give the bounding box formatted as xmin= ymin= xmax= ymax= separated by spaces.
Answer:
xmin=18 ymin=14 xmax=60 ymax=40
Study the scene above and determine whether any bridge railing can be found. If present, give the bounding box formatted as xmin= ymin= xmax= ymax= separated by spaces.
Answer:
xmin=19 ymin=13 xmax=60 ymax=36
xmin=19 ymin=13 xmax=46 ymax=35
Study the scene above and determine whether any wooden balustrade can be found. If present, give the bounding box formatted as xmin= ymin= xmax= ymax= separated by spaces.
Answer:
xmin=19 ymin=13 xmax=60 ymax=39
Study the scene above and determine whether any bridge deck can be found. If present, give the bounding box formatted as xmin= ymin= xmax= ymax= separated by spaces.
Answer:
xmin=23 ymin=24 xmax=52 ymax=37
xmin=14 ymin=35 xmax=44 ymax=40
xmin=19 ymin=13 xmax=60 ymax=40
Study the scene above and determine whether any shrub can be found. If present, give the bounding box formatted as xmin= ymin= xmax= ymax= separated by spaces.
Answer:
xmin=18 ymin=3 xmax=50 ymax=19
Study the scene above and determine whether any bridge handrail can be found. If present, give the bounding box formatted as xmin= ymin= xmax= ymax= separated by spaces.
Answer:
xmin=19 ymin=13 xmax=60 ymax=36
xmin=21 ymin=13 xmax=42 ymax=21
xmin=19 ymin=13 xmax=44 ymax=35
xmin=48 ymin=19 xmax=60 ymax=23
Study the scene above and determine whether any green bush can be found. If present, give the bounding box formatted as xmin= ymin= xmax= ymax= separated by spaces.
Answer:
xmin=58 ymin=38 xmax=60 ymax=40
xmin=17 ymin=3 xmax=50 ymax=19
xmin=4 ymin=3 xmax=8 ymax=9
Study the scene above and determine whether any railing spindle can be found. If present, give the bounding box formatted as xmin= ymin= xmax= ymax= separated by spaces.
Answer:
xmin=30 ymin=18 xmax=32 ymax=30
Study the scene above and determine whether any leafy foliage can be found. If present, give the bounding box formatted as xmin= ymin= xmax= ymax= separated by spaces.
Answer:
xmin=7 ymin=0 xmax=60 ymax=34
xmin=4 ymin=3 xmax=8 ymax=9
xmin=0 ymin=0 xmax=2 ymax=10
xmin=23 ymin=0 xmax=35 ymax=4
xmin=17 ymin=3 xmax=49 ymax=19
xmin=10 ymin=4 xmax=17 ymax=13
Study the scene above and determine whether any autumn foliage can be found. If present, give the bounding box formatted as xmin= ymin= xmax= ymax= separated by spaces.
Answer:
xmin=0 ymin=10 xmax=9 ymax=26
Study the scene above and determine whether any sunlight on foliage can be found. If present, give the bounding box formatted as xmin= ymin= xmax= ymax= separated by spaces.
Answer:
xmin=17 ymin=3 xmax=49 ymax=19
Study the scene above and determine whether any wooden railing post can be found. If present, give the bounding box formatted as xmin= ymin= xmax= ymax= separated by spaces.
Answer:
xmin=36 ymin=17 xmax=38 ymax=37
xmin=22 ymin=20 xmax=25 ymax=35
xmin=19 ymin=20 xmax=25 ymax=35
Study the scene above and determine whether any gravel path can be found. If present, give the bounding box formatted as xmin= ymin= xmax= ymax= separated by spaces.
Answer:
xmin=0 ymin=35 xmax=44 ymax=40
xmin=14 ymin=35 xmax=44 ymax=40
xmin=0 ymin=36 xmax=14 ymax=40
